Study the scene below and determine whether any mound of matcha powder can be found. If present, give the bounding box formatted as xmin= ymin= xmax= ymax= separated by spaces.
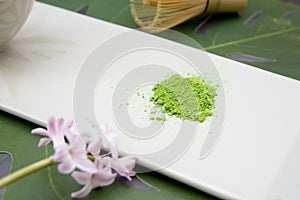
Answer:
xmin=150 ymin=74 xmax=216 ymax=123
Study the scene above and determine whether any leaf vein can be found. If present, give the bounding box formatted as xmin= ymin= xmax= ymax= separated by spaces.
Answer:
xmin=110 ymin=5 xmax=130 ymax=23
xmin=204 ymin=25 xmax=300 ymax=50
xmin=46 ymin=147 xmax=66 ymax=200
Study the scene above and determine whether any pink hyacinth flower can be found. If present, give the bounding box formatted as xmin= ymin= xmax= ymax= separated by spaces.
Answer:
xmin=71 ymin=159 xmax=117 ymax=198
xmin=79 ymin=131 xmax=103 ymax=157
xmin=85 ymin=122 xmax=119 ymax=158
xmin=31 ymin=116 xmax=73 ymax=148
xmin=101 ymin=155 xmax=137 ymax=180
xmin=52 ymin=134 xmax=97 ymax=174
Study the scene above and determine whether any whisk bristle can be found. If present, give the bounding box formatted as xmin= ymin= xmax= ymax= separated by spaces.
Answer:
xmin=130 ymin=0 xmax=247 ymax=32
xmin=142 ymin=0 xmax=157 ymax=6
xmin=130 ymin=0 xmax=206 ymax=32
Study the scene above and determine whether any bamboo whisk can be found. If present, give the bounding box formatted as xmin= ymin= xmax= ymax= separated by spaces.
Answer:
xmin=130 ymin=0 xmax=247 ymax=32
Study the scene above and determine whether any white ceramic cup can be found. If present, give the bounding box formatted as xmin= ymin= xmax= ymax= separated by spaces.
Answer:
xmin=0 ymin=0 xmax=34 ymax=52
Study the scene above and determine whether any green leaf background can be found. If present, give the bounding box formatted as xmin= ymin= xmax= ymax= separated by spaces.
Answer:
xmin=39 ymin=0 xmax=300 ymax=81
xmin=0 ymin=112 xmax=215 ymax=200
xmin=1 ymin=0 xmax=300 ymax=199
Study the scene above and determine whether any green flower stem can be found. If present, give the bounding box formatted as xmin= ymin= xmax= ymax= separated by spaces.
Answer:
xmin=0 ymin=157 xmax=55 ymax=188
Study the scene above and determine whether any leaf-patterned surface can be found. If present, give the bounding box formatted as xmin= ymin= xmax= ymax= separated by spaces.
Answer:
xmin=0 ymin=112 xmax=216 ymax=200
xmin=2 ymin=0 xmax=300 ymax=199
xmin=38 ymin=0 xmax=300 ymax=80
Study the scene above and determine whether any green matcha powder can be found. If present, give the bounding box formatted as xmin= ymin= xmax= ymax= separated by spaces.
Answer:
xmin=150 ymin=74 xmax=216 ymax=123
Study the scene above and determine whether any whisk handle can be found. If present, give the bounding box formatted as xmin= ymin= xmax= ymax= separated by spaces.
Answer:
xmin=206 ymin=0 xmax=247 ymax=14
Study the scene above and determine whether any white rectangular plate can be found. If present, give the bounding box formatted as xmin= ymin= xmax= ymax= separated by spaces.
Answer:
xmin=1 ymin=3 xmax=300 ymax=200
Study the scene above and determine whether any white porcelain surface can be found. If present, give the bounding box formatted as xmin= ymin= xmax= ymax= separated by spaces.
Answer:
xmin=0 ymin=0 xmax=34 ymax=52
xmin=1 ymin=3 xmax=300 ymax=200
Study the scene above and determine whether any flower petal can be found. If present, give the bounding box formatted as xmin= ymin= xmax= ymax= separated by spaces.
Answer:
xmin=48 ymin=116 xmax=57 ymax=136
xmin=110 ymin=144 xmax=119 ymax=159
xmin=92 ymin=123 xmax=119 ymax=157
xmin=92 ymin=169 xmax=116 ymax=187
xmin=100 ymin=125 xmax=117 ymax=147
xmin=72 ymin=171 xmax=92 ymax=185
xmin=52 ymin=146 xmax=69 ymax=161
xmin=31 ymin=128 xmax=49 ymax=136
xmin=102 ymin=156 xmax=137 ymax=180
xmin=71 ymin=183 xmax=93 ymax=198
xmin=119 ymin=156 xmax=138 ymax=170
xmin=57 ymin=117 xmax=65 ymax=129
xmin=91 ymin=160 xmax=117 ymax=187
xmin=65 ymin=120 xmax=74 ymax=129
xmin=38 ymin=137 xmax=51 ymax=147
xmin=87 ymin=137 xmax=102 ymax=156
xmin=58 ymin=160 xmax=75 ymax=174
xmin=70 ymin=137 xmax=86 ymax=157
xmin=74 ymin=159 xmax=97 ymax=174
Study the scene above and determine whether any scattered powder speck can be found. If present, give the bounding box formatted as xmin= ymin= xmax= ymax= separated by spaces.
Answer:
xmin=150 ymin=74 xmax=216 ymax=123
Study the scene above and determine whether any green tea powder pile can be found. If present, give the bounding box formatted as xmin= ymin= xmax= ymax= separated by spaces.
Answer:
xmin=150 ymin=74 xmax=216 ymax=123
